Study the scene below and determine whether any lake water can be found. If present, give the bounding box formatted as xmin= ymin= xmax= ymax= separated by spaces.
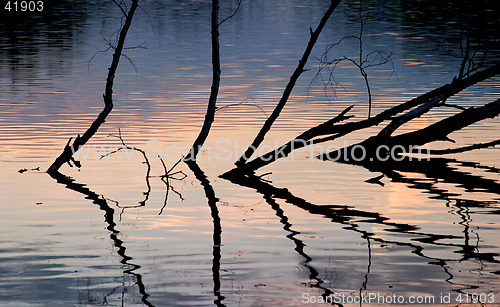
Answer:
xmin=1 ymin=0 xmax=500 ymax=306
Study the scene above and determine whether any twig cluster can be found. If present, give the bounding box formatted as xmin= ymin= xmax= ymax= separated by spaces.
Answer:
xmin=311 ymin=0 xmax=394 ymax=118
xmin=157 ymin=155 xmax=186 ymax=215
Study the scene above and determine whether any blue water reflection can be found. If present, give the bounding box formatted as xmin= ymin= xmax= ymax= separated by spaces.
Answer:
xmin=1 ymin=0 xmax=499 ymax=306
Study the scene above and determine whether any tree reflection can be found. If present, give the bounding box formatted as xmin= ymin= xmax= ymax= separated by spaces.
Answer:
xmin=45 ymin=155 xmax=500 ymax=302
xmin=342 ymin=156 xmax=500 ymax=266
xmin=221 ymin=157 xmax=500 ymax=295
xmin=48 ymin=170 xmax=155 ymax=307
xmin=264 ymin=189 xmax=340 ymax=305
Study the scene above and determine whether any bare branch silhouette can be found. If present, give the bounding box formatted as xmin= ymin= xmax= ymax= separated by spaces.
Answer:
xmin=234 ymin=0 xmax=342 ymax=168
xmin=312 ymin=0 xmax=394 ymax=117
xmin=215 ymin=97 xmax=268 ymax=118
xmin=235 ymin=64 xmax=500 ymax=173
xmin=158 ymin=156 xmax=186 ymax=215
xmin=429 ymin=139 xmax=500 ymax=155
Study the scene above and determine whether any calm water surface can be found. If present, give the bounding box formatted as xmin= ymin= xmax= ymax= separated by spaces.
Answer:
xmin=1 ymin=0 xmax=500 ymax=306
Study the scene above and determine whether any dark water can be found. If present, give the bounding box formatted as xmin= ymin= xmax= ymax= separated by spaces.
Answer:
xmin=1 ymin=0 xmax=500 ymax=306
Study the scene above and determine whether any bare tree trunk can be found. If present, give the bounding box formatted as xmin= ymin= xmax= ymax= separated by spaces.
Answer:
xmin=184 ymin=0 xmax=221 ymax=161
xmin=185 ymin=160 xmax=225 ymax=305
xmin=234 ymin=0 xmax=341 ymax=168
xmin=47 ymin=0 xmax=139 ymax=173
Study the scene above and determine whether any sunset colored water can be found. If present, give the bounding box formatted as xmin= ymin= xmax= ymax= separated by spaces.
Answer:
xmin=1 ymin=1 xmax=499 ymax=306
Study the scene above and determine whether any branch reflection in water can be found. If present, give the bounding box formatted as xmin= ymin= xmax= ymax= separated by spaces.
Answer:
xmin=185 ymin=160 xmax=226 ymax=307
xmin=47 ymin=170 xmax=155 ymax=307
xmin=350 ymin=157 xmax=500 ymax=205
xmin=221 ymin=156 xmax=500 ymax=294
xmin=262 ymin=185 xmax=342 ymax=305
xmin=341 ymin=157 xmax=500 ymax=264
xmin=187 ymin=160 xmax=353 ymax=306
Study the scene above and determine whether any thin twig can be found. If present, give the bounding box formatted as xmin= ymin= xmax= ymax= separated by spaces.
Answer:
xmin=158 ymin=155 xmax=185 ymax=215
xmin=159 ymin=176 xmax=170 ymax=216
xmin=235 ymin=0 xmax=341 ymax=168
xmin=100 ymin=129 xmax=152 ymax=207
xmin=167 ymin=157 xmax=184 ymax=175
xmin=219 ymin=0 xmax=242 ymax=26
xmin=441 ymin=103 xmax=467 ymax=111
xmin=216 ymin=98 xmax=268 ymax=118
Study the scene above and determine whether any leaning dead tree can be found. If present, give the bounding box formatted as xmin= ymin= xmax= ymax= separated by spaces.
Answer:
xmin=234 ymin=63 xmax=500 ymax=172
xmin=234 ymin=0 xmax=342 ymax=168
xmin=224 ymin=0 xmax=499 ymax=173
xmin=47 ymin=0 xmax=139 ymax=173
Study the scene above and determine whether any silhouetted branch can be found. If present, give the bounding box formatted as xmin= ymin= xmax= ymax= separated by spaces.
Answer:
xmin=216 ymin=98 xmax=268 ymax=118
xmin=234 ymin=0 xmax=342 ymax=168
xmin=319 ymin=64 xmax=500 ymax=161
xmin=97 ymin=129 xmax=187 ymax=216
xmin=384 ymin=97 xmax=500 ymax=152
xmin=219 ymin=0 xmax=242 ymax=26
xmin=312 ymin=0 xmax=394 ymax=117
xmin=47 ymin=0 xmax=139 ymax=173
xmin=454 ymin=0 xmax=490 ymax=80
xmin=375 ymin=96 xmax=444 ymax=140
xmin=111 ymin=0 xmax=128 ymax=17
xmin=239 ymin=65 xmax=500 ymax=171
xmin=241 ymin=105 xmax=354 ymax=172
